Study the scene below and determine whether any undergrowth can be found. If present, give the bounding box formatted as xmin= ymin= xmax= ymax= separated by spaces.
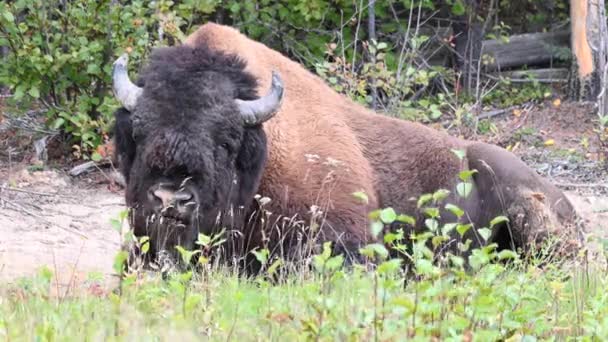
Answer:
xmin=1 ymin=240 xmax=607 ymax=340
xmin=1 ymin=160 xmax=607 ymax=341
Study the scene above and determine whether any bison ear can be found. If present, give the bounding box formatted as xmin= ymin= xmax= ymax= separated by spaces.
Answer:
xmin=113 ymin=108 xmax=137 ymax=182
xmin=233 ymin=127 xmax=268 ymax=206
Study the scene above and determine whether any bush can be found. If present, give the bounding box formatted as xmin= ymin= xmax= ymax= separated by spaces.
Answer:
xmin=0 ymin=0 xmax=233 ymax=157
xmin=0 ymin=0 xmax=449 ymax=157
xmin=0 ymin=0 xmax=576 ymax=157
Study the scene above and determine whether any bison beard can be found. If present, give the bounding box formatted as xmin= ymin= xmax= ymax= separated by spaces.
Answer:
xmin=113 ymin=23 xmax=583 ymax=274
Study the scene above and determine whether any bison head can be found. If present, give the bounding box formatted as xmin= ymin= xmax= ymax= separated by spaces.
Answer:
xmin=111 ymin=46 xmax=283 ymax=267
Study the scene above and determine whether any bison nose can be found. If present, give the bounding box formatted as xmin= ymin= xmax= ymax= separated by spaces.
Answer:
xmin=149 ymin=186 xmax=197 ymax=218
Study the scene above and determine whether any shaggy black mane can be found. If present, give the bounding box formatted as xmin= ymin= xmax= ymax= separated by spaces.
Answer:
xmin=136 ymin=43 xmax=260 ymax=103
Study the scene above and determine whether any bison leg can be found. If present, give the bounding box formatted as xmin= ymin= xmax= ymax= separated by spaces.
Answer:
xmin=466 ymin=143 xmax=583 ymax=256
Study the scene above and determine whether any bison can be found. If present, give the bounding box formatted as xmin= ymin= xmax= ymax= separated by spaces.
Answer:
xmin=112 ymin=23 xmax=581 ymax=271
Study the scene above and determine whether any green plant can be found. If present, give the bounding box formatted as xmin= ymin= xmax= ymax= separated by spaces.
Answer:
xmin=0 ymin=0 xmax=243 ymax=156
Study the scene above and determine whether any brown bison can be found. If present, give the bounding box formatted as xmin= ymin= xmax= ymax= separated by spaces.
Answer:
xmin=112 ymin=23 xmax=580 ymax=271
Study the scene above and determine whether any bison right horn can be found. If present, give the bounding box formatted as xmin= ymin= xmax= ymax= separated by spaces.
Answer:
xmin=236 ymin=70 xmax=284 ymax=126
xmin=112 ymin=53 xmax=143 ymax=112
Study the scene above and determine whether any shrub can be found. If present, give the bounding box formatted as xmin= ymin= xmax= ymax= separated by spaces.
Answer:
xmin=0 ymin=0 xmax=232 ymax=156
xmin=0 ymin=0 xmax=448 ymax=156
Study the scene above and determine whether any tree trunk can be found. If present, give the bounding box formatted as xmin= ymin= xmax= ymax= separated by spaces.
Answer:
xmin=569 ymin=0 xmax=608 ymax=112
xmin=367 ymin=0 xmax=377 ymax=110
xmin=451 ymin=0 xmax=484 ymax=95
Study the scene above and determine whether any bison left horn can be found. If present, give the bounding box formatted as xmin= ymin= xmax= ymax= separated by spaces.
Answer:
xmin=236 ymin=70 xmax=284 ymax=126
xmin=112 ymin=53 xmax=143 ymax=112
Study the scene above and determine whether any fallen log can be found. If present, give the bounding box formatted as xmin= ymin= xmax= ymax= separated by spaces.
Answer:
xmin=417 ymin=28 xmax=570 ymax=71
xmin=489 ymin=68 xmax=570 ymax=83
xmin=481 ymin=30 xmax=570 ymax=71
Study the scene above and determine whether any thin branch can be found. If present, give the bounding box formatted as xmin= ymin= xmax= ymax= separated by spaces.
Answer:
xmin=477 ymin=106 xmax=517 ymax=119
xmin=1 ymin=196 xmax=88 ymax=239
xmin=351 ymin=0 xmax=365 ymax=74
xmin=554 ymin=182 xmax=608 ymax=189
xmin=367 ymin=0 xmax=377 ymax=110
xmin=1 ymin=186 xmax=77 ymax=199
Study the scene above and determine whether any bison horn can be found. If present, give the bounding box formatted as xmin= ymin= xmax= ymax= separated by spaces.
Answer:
xmin=236 ymin=71 xmax=284 ymax=126
xmin=112 ymin=53 xmax=143 ymax=112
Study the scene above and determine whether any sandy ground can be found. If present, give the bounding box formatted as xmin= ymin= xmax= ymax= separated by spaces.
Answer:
xmin=1 ymin=167 xmax=606 ymax=295
xmin=0 ymin=169 xmax=125 ymax=293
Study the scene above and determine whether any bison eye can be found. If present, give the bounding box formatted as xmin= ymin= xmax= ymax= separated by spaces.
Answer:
xmin=220 ymin=142 xmax=232 ymax=154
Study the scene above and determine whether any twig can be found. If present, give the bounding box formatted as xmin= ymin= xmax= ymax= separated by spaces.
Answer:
xmin=477 ymin=106 xmax=516 ymax=119
xmin=485 ymin=73 xmax=568 ymax=84
xmin=367 ymin=0 xmax=377 ymax=110
xmin=351 ymin=0 xmax=364 ymax=74
xmin=1 ymin=186 xmax=76 ymax=198
xmin=555 ymin=182 xmax=608 ymax=189
xmin=68 ymin=159 xmax=111 ymax=177
xmin=63 ymin=240 xmax=86 ymax=300
xmin=1 ymin=196 xmax=88 ymax=239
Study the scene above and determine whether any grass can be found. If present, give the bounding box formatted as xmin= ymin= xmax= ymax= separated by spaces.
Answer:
xmin=2 ymin=242 xmax=608 ymax=341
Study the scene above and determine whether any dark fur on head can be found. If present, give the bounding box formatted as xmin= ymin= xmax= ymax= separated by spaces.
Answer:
xmin=113 ymin=44 xmax=269 ymax=265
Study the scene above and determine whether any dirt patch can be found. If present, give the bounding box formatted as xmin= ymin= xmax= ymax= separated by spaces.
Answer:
xmin=464 ymin=101 xmax=608 ymax=198
xmin=0 ymin=168 xmax=124 ymax=293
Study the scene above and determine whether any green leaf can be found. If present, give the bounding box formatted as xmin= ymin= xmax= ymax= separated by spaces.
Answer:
xmin=456 ymin=182 xmax=473 ymax=198
xmin=370 ymin=221 xmax=384 ymax=239
xmin=490 ymin=215 xmax=509 ymax=228
xmin=451 ymin=0 xmax=466 ymax=16
xmin=252 ymin=248 xmax=269 ymax=265
xmin=13 ymin=84 xmax=26 ymax=100
xmin=432 ymin=189 xmax=450 ymax=202
xmin=325 ymin=255 xmax=344 ymax=271
xmin=267 ymin=259 xmax=283 ymax=275
xmin=392 ymin=296 xmax=415 ymax=311
xmin=109 ymin=218 xmax=122 ymax=232
xmin=229 ymin=2 xmax=241 ymax=13
xmin=359 ymin=243 xmax=389 ymax=259
xmin=396 ymin=214 xmax=416 ymax=226
xmin=2 ymin=11 xmax=15 ymax=23
xmin=377 ymin=259 xmax=402 ymax=274
xmin=91 ymin=152 xmax=102 ymax=162
xmin=451 ymin=149 xmax=466 ymax=160
xmin=141 ymin=240 xmax=149 ymax=254
xmin=196 ymin=233 xmax=211 ymax=247
xmin=497 ymin=249 xmax=518 ymax=260
xmin=28 ymin=86 xmax=40 ymax=99
xmin=417 ymin=193 xmax=433 ymax=208
xmin=52 ymin=118 xmax=66 ymax=130
xmin=113 ymin=251 xmax=128 ymax=274
xmin=383 ymin=230 xmax=404 ymax=244
xmin=456 ymin=223 xmax=472 ymax=237
xmin=445 ymin=203 xmax=464 ymax=218
xmin=139 ymin=236 xmax=149 ymax=250
xmin=415 ymin=258 xmax=439 ymax=277
xmin=380 ymin=208 xmax=397 ymax=224
xmin=175 ymin=246 xmax=200 ymax=264
xmin=423 ymin=207 xmax=440 ymax=219
xmin=425 ymin=218 xmax=438 ymax=232
xmin=352 ymin=191 xmax=369 ymax=204
xmin=458 ymin=239 xmax=472 ymax=252
xmin=432 ymin=235 xmax=448 ymax=248
xmin=477 ymin=227 xmax=492 ymax=242
xmin=458 ymin=169 xmax=478 ymax=181
xmin=86 ymin=64 xmax=101 ymax=75
xmin=442 ymin=223 xmax=457 ymax=236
